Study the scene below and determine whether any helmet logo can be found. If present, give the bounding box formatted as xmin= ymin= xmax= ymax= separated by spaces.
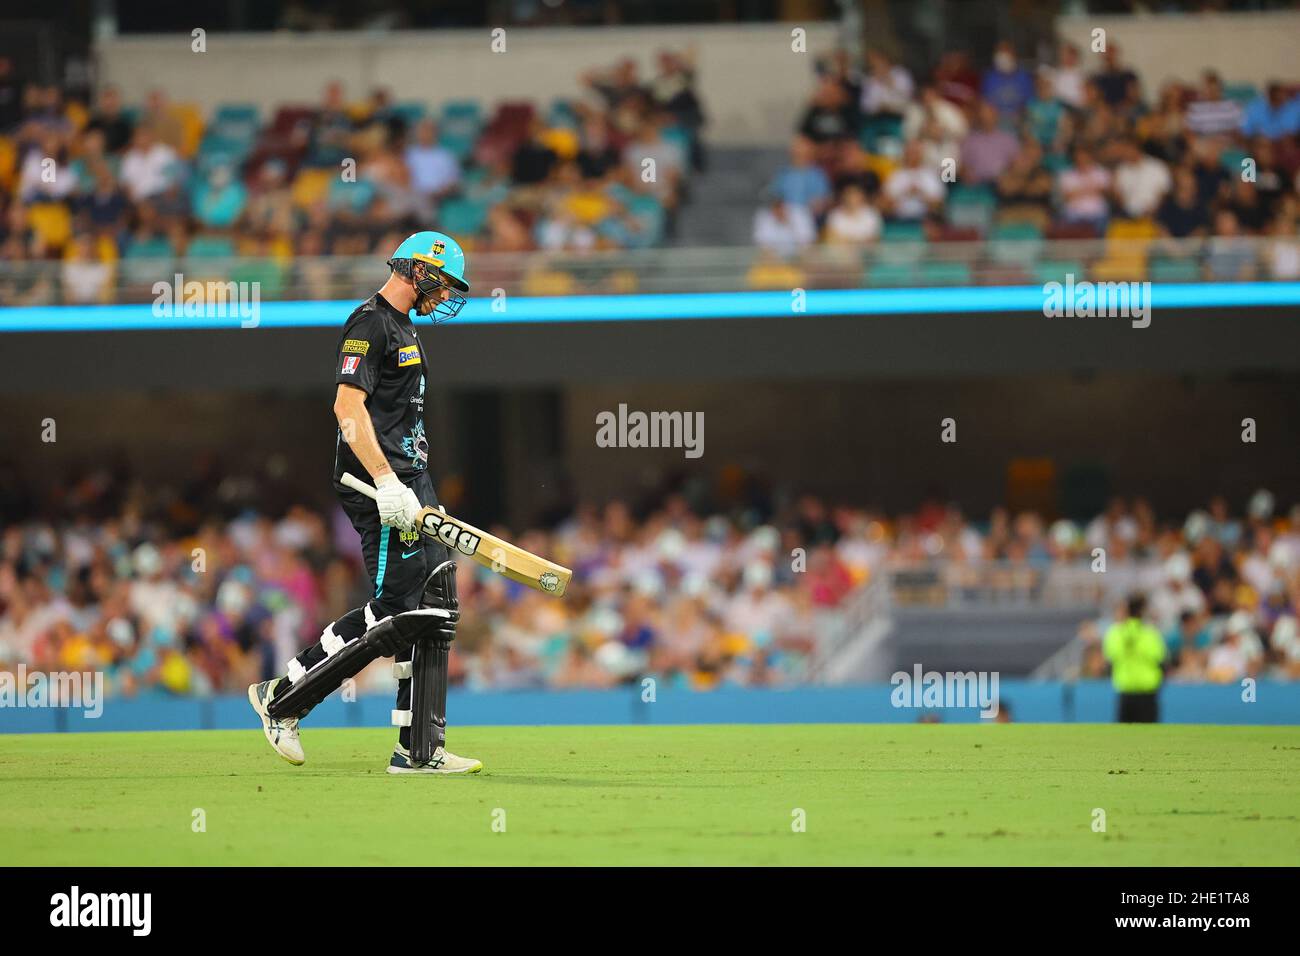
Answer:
xmin=430 ymin=240 xmax=446 ymax=256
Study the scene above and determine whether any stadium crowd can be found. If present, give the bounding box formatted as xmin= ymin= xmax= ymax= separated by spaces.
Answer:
xmin=756 ymin=40 xmax=1300 ymax=281
xmin=1 ymin=466 xmax=1297 ymax=701
xmin=0 ymin=51 xmax=704 ymax=304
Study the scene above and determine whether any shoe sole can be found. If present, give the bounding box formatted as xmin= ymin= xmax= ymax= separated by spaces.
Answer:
xmin=247 ymin=684 xmax=306 ymax=766
xmin=385 ymin=762 xmax=483 ymax=775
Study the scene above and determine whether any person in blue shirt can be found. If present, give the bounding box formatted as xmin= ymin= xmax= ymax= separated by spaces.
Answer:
xmin=982 ymin=42 xmax=1035 ymax=120
xmin=1241 ymin=84 xmax=1300 ymax=140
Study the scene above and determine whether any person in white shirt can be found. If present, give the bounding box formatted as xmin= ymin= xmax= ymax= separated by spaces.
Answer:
xmin=119 ymin=125 xmax=179 ymax=203
xmin=883 ymin=140 xmax=945 ymax=221
xmin=1112 ymin=138 xmax=1171 ymax=218
xmin=1047 ymin=42 xmax=1087 ymax=109
xmin=753 ymin=198 xmax=816 ymax=257
xmin=824 ymin=184 xmax=882 ymax=244
xmin=860 ymin=49 xmax=914 ymax=118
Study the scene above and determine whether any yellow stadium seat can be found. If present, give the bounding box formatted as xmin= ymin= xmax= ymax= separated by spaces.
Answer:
xmin=27 ymin=203 xmax=73 ymax=251
xmin=746 ymin=261 xmax=805 ymax=290
xmin=1090 ymin=257 xmax=1149 ymax=282
xmin=173 ymin=103 xmax=207 ymax=158
xmin=523 ymin=269 xmax=576 ymax=296
xmin=291 ymin=168 xmax=333 ymax=209
xmin=0 ymin=136 xmax=16 ymax=191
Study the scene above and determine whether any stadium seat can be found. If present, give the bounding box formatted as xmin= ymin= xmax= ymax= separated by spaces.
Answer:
xmin=26 ymin=203 xmax=73 ymax=251
xmin=392 ymin=101 xmax=427 ymax=127
xmin=1148 ymin=257 xmax=1203 ymax=282
xmin=1224 ymin=83 xmax=1258 ymax=105
xmin=876 ymin=222 xmax=926 ymax=265
xmin=0 ymin=136 xmax=16 ymax=191
xmin=231 ymin=258 xmax=286 ymax=299
xmin=919 ymin=260 xmax=972 ymax=286
xmin=746 ymin=261 xmax=805 ymax=290
xmin=120 ymin=239 xmax=175 ymax=286
xmin=186 ymin=236 xmax=237 ymax=260
xmin=1218 ymin=147 xmax=1248 ymax=175
xmin=438 ymin=132 xmax=477 ymax=161
xmin=438 ymin=197 xmax=489 ymax=237
xmin=990 ymin=222 xmax=1044 ymax=266
xmin=441 ymin=100 xmax=483 ymax=123
xmin=290 ymin=168 xmax=333 ymax=209
xmin=866 ymin=261 xmax=918 ymax=286
xmin=328 ymin=178 xmax=377 ymax=215
xmin=625 ymin=194 xmax=665 ymax=247
xmin=1034 ymin=259 xmax=1087 ymax=285
xmin=546 ymin=99 xmax=579 ymax=129
xmin=523 ymin=268 xmax=577 ymax=295
xmin=947 ymin=185 xmax=997 ymax=234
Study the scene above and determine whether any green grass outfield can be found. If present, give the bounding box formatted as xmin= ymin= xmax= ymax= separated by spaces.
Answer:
xmin=1 ymin=724 xmax=1297 ymax=865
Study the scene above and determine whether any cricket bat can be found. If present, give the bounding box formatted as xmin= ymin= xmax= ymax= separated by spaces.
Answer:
xmin=340 ymin=472 xmax=572 ymax=597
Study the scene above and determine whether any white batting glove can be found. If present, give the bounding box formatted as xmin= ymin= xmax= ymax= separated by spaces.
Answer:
xmin=374 ymin=474 xmax=422 ymax=532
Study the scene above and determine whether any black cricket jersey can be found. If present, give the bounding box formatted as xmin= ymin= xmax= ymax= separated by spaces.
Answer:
xmin=332 ymin=293 xmax=429 ymax=485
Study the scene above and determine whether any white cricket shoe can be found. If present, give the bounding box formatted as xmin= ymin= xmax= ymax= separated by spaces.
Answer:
xmin=247 ymin=680 xmax=305 ymax=765
xmin=387 ymin=743 xmax=483 ymax=775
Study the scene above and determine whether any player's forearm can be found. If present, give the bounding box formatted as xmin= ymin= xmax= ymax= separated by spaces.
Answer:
xmin=334 ymin=392 xmax=393 ymax=479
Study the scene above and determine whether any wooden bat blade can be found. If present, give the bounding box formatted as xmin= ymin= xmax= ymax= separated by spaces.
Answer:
xmin=340 ymin=473 xmax=571 ymax=596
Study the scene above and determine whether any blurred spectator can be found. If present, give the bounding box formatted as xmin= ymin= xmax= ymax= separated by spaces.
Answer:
xmin=753 ymin=197 xmax=815 ymax=257
xmin=771 ymin=136 xmax=833 ymax=218
xmin=1185 ymin=71 xmax=1243 ymax=137
xmin=119 ymin=126 xmax=178 ymax=203
xmin=981 ymin=41 xmax=1034 ymax=119
xmin=824 ymin=183 xmax=882 ymax=245
xmin=404 ymin=119 xmax=461 ymax=204
xmin=861 ymin=49 xmax=914 ymax=122
xmin=1112 ymin=138 xmax=1171 ymax=219
xmin=1057 ymin=145 xmax=1111 ymax=232
xmin=882 ymin=139 xmax=944 ymax=221
xmin=960 ymin=101 xmax=1021 ymax=184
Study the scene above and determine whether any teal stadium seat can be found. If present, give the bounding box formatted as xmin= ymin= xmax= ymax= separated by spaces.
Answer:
xmin=947 ymin=184 xmax=997 ymax=234
xmin=185 ymin=236 xmax=237 ymax=259
xmin=990 ymin=221 xmax=1044 ymax=266
xmin=1149 ymin=257 xmax=1202 ymax=282
xmin=625 ymin=194 xmax=665 ymax=247
xmin=328 ymin=178 xmax=377 ymax=215
xmin=392 ymin=101 xmax=427 ymax=127
xmin=866 ymin=261 xmax=919 ymax=287
xmin=438 ymin=198 xmax=489 ymax=237
xmin=876 ymin=221 xmax=926 ymax=265
xmin=121 ymin=237 xmax=176 ymax=285
xmin=1034 ymin=259 xmax=1087 ymax=286
xmin=919 ymin=260 xmax=972 ymax=286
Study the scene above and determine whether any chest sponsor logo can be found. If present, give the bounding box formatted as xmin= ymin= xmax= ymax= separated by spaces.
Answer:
xmin=397 ymin=345 xmax=421 ymax=367
xmin=342 ymin=338 xmax=370 ymax=355
xmin=341 ymin=355 xmax=361 ymax=375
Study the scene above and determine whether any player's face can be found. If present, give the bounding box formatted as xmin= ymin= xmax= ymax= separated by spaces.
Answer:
xmin=411 ymin=263 xmax=451 ymax=316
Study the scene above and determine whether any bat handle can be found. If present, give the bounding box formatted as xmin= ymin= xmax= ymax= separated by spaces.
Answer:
xmin=340 ymin=472 xmax=379 ymax=500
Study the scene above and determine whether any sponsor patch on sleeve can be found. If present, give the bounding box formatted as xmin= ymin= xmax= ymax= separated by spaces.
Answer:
xmin=342 ymin=338 xmax=370 ymax=355
xmin=341 ymin=355 xmax=361 ymax=375
xmin=397 ymin=345 xmax=422 ymax=367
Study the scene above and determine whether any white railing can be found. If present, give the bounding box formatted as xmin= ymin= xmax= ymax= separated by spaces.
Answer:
xmin=1 ymin=235 xmax=1295 ymax=308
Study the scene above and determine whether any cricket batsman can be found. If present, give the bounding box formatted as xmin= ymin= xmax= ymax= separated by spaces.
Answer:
xmin=247 ymin=231 xmax=482 ymax=775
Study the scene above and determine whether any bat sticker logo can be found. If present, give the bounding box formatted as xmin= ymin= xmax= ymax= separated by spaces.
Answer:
xmin=539 ymin=572 xmax=560 ymax=592
xmin=422 ymin=512 xmax=481 ymax=556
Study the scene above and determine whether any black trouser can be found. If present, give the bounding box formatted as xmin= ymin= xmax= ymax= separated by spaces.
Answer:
xmin=287 ymin=471 xmax=451 ymax=747
xmin=1117 ymin=691 xmax=1159 ymax=723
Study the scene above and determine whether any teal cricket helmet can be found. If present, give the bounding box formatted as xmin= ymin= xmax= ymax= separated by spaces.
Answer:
xmin=387 ymin=230 xmax=470 ymax=322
